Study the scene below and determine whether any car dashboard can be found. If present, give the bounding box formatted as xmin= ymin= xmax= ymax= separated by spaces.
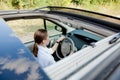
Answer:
xmin=50 ymin=29 xmax=104 ymax=61
xmin=67 ymin=30 xmax=103 ymax=50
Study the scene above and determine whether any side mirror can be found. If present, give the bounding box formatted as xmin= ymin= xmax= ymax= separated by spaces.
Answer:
xmin=55 ymin=25 xmax=62 ymax=32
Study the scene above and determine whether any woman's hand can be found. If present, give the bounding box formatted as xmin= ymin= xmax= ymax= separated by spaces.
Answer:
xmin=56 ymin=36 xmax=65 ymax=42
xmin=51 ymin=36 xmax=65 ymax=53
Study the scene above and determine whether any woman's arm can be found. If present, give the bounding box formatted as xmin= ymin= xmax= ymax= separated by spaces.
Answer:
xmin=51 ymin=36 xmax=65 ymax=53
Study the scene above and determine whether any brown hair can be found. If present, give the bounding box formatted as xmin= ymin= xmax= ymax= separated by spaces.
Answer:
xmin=33 ymin=29 xmax=47 ymax=57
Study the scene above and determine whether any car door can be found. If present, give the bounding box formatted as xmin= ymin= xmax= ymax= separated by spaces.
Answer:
xmin=0 ymin=18 xmax=50 ymax=80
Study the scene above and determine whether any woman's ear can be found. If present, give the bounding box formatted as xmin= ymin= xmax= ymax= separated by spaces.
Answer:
xmin=42 ymin=40 xmax=45 ymax=44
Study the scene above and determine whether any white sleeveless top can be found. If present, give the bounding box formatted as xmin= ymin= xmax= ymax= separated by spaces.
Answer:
xmin=36 ymin=45 xmax=56 ymax=68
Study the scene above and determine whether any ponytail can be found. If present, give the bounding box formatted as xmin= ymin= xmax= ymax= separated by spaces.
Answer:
xmin=33 ymin=29 xmax=47 ymax=57
xmin=33 ymin=43 xmax=38 ymax=57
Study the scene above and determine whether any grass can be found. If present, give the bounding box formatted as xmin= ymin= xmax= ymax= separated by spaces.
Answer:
xmin=0 ymin=0 xmax=120 ymax=17
xmin=7 ymin=19 xmax=59 ymax=43
xmin=68 ymin=1 xmax=120 ymax=17
xmin=7 ymin=19 xmax=44 ymax=42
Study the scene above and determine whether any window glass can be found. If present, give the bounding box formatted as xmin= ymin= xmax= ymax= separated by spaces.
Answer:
xmin=7 ymin=19 xmax=44 ymax=43
xmin=46 ymin=20 xmax=62 ymax=36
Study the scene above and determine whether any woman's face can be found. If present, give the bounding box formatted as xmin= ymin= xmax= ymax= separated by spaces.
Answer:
xmin=43 ymin=34 xmax=50 ymax=46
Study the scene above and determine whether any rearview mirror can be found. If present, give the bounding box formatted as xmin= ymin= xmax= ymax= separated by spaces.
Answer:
xmin=55 ymin=25 xmax=62 ymax=32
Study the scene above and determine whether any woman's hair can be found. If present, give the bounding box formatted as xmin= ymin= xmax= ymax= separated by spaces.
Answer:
xmin=33 ymin=29 xmax=47 ymax=57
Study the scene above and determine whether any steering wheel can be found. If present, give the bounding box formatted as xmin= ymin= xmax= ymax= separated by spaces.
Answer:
xmin=55 ymin=37 xmax=75 ymax=60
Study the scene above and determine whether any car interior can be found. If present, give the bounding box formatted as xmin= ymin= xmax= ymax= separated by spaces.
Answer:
xmin=6 ymin=17 xmax=104 ymax=62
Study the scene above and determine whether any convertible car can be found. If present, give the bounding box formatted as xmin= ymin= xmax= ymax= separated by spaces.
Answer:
xmin=0 ymin=6 xmax=120 ymax=80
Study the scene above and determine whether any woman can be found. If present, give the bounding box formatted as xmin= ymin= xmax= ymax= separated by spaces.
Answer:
xmin=33 ymin=29 xmax=65 ymax=68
